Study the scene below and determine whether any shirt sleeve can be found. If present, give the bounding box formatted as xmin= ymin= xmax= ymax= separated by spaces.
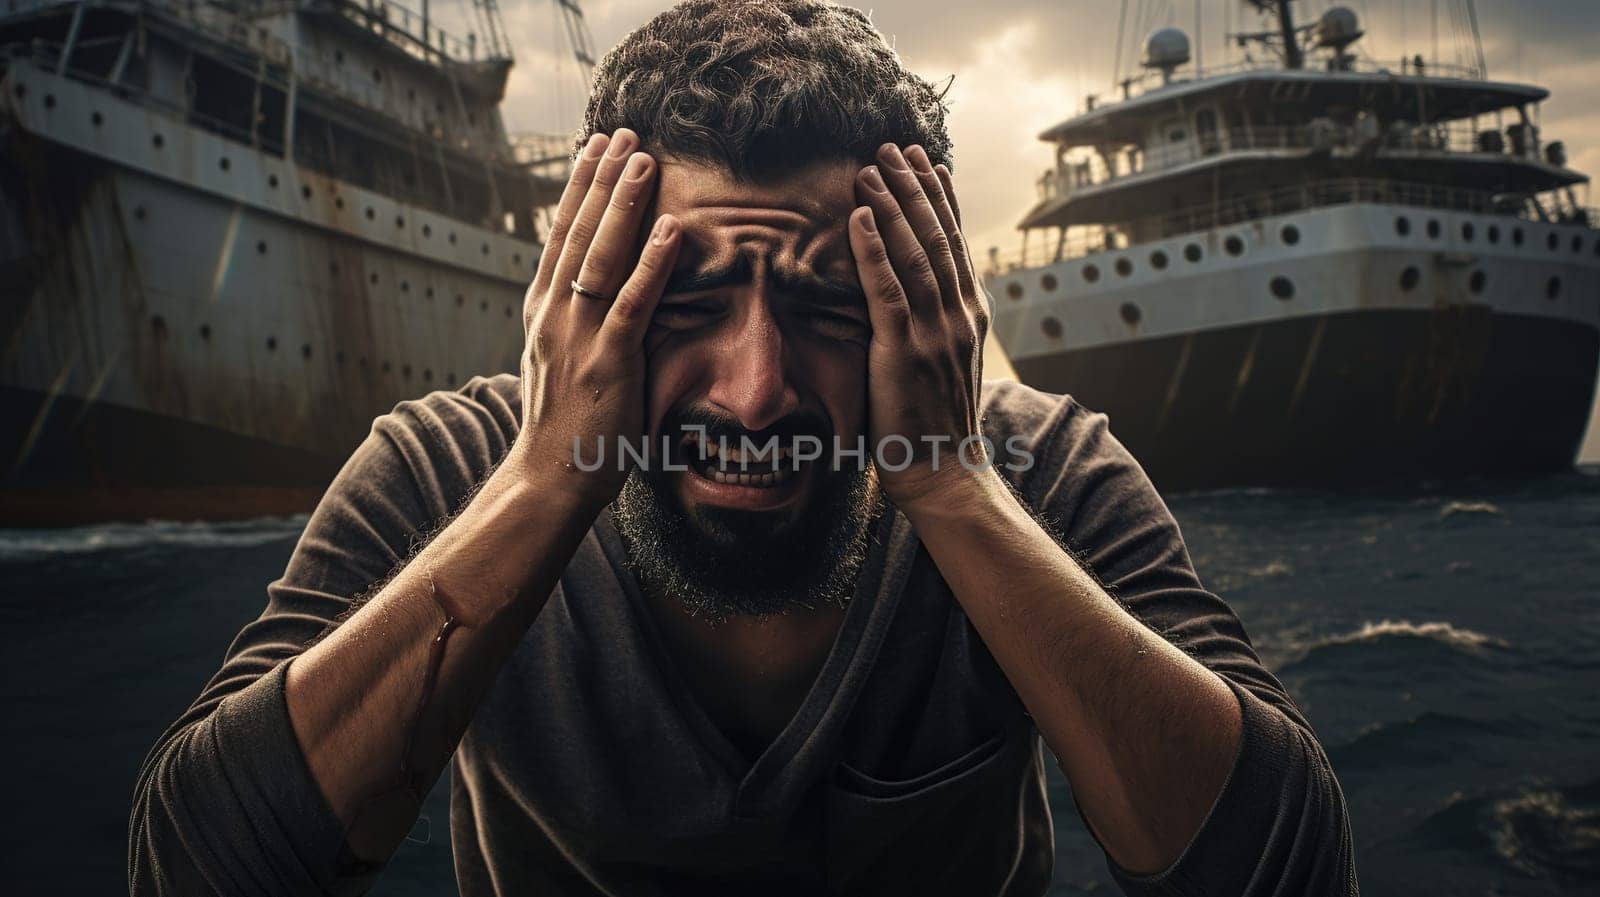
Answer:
xmin=127 ymin=380 xmax=517 ymax=896
xmin=996 ymin=384 xmax=1357 ymax=897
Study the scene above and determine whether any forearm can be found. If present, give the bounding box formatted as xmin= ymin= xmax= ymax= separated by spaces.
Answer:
xmin=284 ymin=445 xmax=600 ymax=861
xmin=900 ymin=468 xmax=1241 ymax=875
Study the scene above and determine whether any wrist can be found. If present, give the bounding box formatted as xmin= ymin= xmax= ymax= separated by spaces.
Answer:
xmin=889 ymin=460 xmax=1013 ymax=524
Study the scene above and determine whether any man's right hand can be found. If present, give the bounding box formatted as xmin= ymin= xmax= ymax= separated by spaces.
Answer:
xmin=511 ymin=128 xmax=682 ymax=508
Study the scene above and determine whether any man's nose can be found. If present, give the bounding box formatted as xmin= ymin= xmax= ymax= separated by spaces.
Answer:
xmin=705 ymin=308 xmax=800 ymax=432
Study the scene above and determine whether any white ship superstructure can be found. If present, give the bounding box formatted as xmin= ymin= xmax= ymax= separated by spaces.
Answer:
xmin=1 ymin=0 xmax=586 ymax=521
xmin=985 ymin=1 xmax=1599 ymax=489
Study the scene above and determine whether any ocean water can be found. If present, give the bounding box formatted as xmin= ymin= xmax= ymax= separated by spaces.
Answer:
xmin=2 ymin=471 xmax=1597 ymax=895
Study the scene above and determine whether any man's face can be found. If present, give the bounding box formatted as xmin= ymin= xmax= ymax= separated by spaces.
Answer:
xmin=612 ymin=157 xmax=882 ymax=619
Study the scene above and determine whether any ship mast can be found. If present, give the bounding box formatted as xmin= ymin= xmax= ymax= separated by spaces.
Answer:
xmin=1273 ymin=0 xmax=1301 ymax=69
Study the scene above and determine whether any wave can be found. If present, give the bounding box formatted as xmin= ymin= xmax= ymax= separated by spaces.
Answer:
xmin=0 ymin=516 xmax=309 ymax=562
xmin=1328 ymin=711 xmax=1515 ymax=769
xmin=1318 ymin=619 xmax=1508 ymax=652
xmin=1407 ymin=779 xmax=1600 ymax=883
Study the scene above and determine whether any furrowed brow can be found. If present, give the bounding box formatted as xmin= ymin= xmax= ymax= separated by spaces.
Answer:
xmin=771 ymin=268 xmax=867 ymax=309
xmin=663 ymin=254 xmax=753 ymax=296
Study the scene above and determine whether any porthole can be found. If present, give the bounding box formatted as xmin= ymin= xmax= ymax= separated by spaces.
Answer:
xmin=12 ymin=84 xmax=23 ymax=100
xmin=1469 ymin=270 xmax=1487 ymax=294
xmin=1150 ymin=250 xmax=1169 ymax=270
xmin=1547 ymin=232 xmax=1559 ymax=251
xmin=514 ymin=253 xmax=523 ymax=265
xmin=301 ymin=343 xmax=312 ymax=359
xmin=1594 ymin=239 xmax=1600 ymax=257
xmin=425 ymin=286 xmax=435 ymax=299
xmin=369 ymin=272 xmax=379 ymax=285
xmin=133 ymin=206 xmax=146 ymax=221
xmin=401 ymin=364 xmax=412 ymax=379
xmin=1040 ymin=273 xmax=1058 ymax=292
xmin=481 ymin=243 xmax=490 ymax=255
xmin=1426 ymin=219 xmax=1441 ymax=239
xmin=1270 ymin=276 xmax=1294 ymax=300
xmin=1461 ymin=221 xmax=1475 ymax=242
xmin=382 ymin=360 xmax=392 ymax=373
xmin=422 ymin=224 xmax=432 ymax=238
xmin=1487 ymin=225 xmax=1501 ymax=244
xmin=1184 ymin=243 xmax=1203 ymax=263
xmin=1512 ymin=227 xmax=1525 ymax=246
xmin=152 ymin=133 xmax=164 ymax=149
xmin=150 ymin=315 xmax=166 ymax=335
xmin=1115 ymin=258 xmax=1133 ymax=277
xmin=268 ymin=174 xmax=279 ymax=189
xmin=329 ymin=261 xmax=340 ymax=275
xmin=400 ymin=280 xmax=410 ymax=293
xmin=90 ymin=111 xmax=102 ymax=127
xmin=447 ymin=372 xmax=457 ymax=384
xmin=505 ymin=305 xmax=514 ymax=318
xmin=479 ymin=299 xmax=489 ymax=312
xmin=395 ymin=215 xmax=405 ymax=228
xmin=1082 ymin=264 xmax=1100 ymax=283
xmin=334 ymin=49 xmax=344 ymax=64
xmin=43 ymin=94 xmax=55 ymax=109
xmin=1572 ymin=234 xmax=1584 ymax=253
xmin=1395 ymin=216 xmax=1411 ymax=236
xmin=266 ymin=336 xmax=277 ymax=351
xmin=1281 ymin=225 xmax=1301 ymax=246
xmin=372 ymin=69 xmax=383 ymax=84
xmin=1006 ymin=282 xmax=1023 ymax=300
xmin=1040 ymin=316 xmax=1063 ymax=338
xmin=256 ymin=240 xmax=267 ymax=254
xmin=1119 ymin=302 xmax=1142 ymax=325
xmin=1547 ymin=276 xmax=1562 ymax=299
xmin=219 ymin=157 xmax=231 ymax=171
xmin=1399 ymin=267 xmax=1421 ymax=291
xmin=448 ymin=232 xmax=457 ymax=244
xmin=199 ymin=324 xmax=211 ymax=340
xmin=301 ymin=185 xmax=312 ymax=200
xmin=335 ymin=197 xmax=345 ymax=210
xmin=455 ymin=294 xmax=465 ymax=307
xmin=424 ymin=369 xmax=433 ymax=382
xmin=1224 ymin=235 xmax=1245 ymax=256
xmin=365 ymin=207 xmax=375 ymax=221
xmin=336 ymin=350 xmax=346 ymax=364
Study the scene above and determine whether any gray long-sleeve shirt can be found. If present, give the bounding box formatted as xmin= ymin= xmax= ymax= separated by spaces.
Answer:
xmin=129 ymin=375 xmax=1356 ymax=896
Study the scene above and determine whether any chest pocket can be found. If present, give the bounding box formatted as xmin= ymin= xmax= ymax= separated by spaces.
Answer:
xmin=822 ymin=726 xmax=1036 ymax=895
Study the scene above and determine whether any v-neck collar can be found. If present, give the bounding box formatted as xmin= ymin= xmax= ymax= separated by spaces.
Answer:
xmin=594 ymin=507 xmax=917 ymax=818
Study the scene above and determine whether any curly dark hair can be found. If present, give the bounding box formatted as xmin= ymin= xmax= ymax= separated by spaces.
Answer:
xmin=578 ymin=0 xmax=953 ymax=182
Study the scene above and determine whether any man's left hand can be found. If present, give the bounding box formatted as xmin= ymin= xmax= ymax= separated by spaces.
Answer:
xmin=848 ymin=143 xmax=991 ymax=511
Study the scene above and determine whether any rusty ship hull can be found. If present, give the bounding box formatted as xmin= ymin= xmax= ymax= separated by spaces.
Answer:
xmin=2 ymin=0 xmax=555 ymax=524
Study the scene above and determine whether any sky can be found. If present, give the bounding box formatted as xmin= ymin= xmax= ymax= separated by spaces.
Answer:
xmin=469 ymin=0 xmax=1600 ymax=461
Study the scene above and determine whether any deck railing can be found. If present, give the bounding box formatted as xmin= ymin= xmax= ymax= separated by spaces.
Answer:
xmin=1041 ymin=120 xmax=1557 ymax=200
xmin=986 ymin=177 xmax=1595 ymax=276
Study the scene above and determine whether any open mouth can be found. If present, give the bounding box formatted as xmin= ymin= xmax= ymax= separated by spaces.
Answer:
xmin=678 ymin=430 xmax=808 ymax=488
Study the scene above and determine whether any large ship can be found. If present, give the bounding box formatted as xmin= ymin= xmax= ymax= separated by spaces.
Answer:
xmin=0 ymin=0 xmax=593 ymax=523
xmin=984 ymin=0 xmax=1599 ymax=491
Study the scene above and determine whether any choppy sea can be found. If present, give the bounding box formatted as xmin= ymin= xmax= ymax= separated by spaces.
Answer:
xmin=2 ymin=470 xmax=1598 ymax=895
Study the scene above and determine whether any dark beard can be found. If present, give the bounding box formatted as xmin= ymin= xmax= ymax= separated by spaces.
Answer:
xmin=612 ymin=462 xmax=883 ymax=624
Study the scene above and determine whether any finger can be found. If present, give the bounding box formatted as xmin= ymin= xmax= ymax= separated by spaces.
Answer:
xmin=934 ymin=163 xmax=963 ymax=229
xmin=571 ymin=151 xmax=658 ymax=324
xmin=598 ymin=214 xmax=681 ymax=353
xmin=907 ymin=147 xmax=976 ymax=301
xmin=552 ymin=128 xmax=640 ymax=300
xmin=532 ymin=132 xmax=608 ymax=299
xmin=872 ymin=143 xmax=962 ymax=314
xmin=856 ymin=165 xmax=941 ymax=325
xmin=847 ymin=206 xmax=913 ymax=344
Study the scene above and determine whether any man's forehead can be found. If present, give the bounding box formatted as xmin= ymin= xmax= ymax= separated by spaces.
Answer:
xmin=654 ymin=157 xmax=860 ymax=279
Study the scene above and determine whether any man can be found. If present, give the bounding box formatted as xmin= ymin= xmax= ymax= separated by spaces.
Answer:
xmin=130 ymin=2 xmax=1355 ymax=895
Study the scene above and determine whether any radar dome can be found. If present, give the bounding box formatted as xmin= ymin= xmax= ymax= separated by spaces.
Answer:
xmin=1315 ymin=7 xmax=1363 ymax=50
xmin=1142 ymin=28 xmax=1191 ymax=71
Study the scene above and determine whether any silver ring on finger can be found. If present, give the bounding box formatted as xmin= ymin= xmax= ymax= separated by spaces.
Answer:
xmin=570 ymin=279 xmax=613 ymax=303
